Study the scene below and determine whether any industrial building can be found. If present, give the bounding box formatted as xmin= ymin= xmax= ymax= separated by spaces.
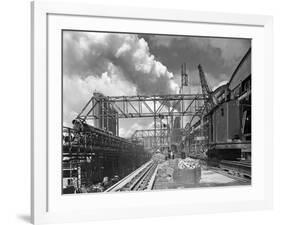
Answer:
xmin=92 ymin=92 xmax=119 ymax=136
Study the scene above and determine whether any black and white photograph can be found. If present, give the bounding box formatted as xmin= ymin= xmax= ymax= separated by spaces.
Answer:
xmin=62 ymin=30 xmax=251 ymax=194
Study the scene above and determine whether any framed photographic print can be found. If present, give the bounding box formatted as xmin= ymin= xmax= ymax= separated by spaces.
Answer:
xmin=31 ymin=1 xmax=273 ymax=224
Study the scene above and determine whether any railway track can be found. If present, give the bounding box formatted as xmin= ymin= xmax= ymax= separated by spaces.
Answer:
xmin=209 ymin=166 xmax=250 ymax=184
xmin=219 ymin=160 xmax=251 ymax=179
xmin=105 ymin=160 xmax=158 ymax=192
xmin=201 ymin=158 xmax=251 ymax=183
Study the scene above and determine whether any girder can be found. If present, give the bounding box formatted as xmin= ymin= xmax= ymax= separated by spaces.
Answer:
xmin=131 ymin=129 xmax=169 ymax=150
xmin=131 ymin=128 xmax=169 ymax=139
xmin=76 ymin=93 xmax=207 ymax=121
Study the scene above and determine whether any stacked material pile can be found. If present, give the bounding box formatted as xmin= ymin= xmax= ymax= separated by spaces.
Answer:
xmin=173 ymin=157 xmax=201 ymax=186
xmin=177 ymin=157 xmax=200 ymax=169
xmin=154 ymin=158 xmax=202 ymax=189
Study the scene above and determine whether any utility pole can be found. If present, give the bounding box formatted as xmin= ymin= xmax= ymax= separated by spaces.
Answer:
xmin=181 ymin=63 xmax=188 ymax=129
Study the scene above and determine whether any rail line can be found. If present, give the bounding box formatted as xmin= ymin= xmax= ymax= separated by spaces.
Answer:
xmin=200 ymin=158 xmax=251 ymax=183
xmin=105 ymin=160 xmax=158 ymax=192
xmin=209 ymin=167 xmax=250 ymax=184
xmin=219 ymin=160 xmax=251 ymax=179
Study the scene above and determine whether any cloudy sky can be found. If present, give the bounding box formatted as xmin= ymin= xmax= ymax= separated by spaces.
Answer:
xmin=63 ymin=31 xmax=250 ymax=137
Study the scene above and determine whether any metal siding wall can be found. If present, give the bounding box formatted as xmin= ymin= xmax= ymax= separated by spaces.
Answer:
xmin=227 ymin=101 xmax=241 ymax=140
xmin=215 ymin=103 xmax=227 ymax=143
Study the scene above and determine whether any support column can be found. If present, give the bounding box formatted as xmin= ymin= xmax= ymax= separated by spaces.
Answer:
xmin=154 ymin=116 xmax=156 ymax=150
xmin=153 ymin=96 xmax=156 ymax=150
xmin=116 ymin=114 xmax=119 ymax=136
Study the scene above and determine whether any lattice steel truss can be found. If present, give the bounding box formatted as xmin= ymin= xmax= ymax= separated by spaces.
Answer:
xmin=76 ymin=93 xmax=206 ymax=121
xmin=131 ymin=129 xmax=169 ymax=139
xmin=131 ymin=128 xmax=169 ymax=149
xmin=75 ymin=93 xmax=207 ymax=149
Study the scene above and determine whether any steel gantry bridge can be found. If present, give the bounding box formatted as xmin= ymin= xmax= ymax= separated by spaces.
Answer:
xmin=77 ymin=94 xmax=206 ymax=120
xmin=74 ymin=93 xmax=207 ymax=149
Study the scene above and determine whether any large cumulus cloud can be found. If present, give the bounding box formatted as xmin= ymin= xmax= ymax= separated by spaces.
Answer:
xmin=63 ymin=32 xmax=179 ymax=95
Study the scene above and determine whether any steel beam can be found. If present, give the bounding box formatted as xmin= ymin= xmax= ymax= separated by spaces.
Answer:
xmin=76 ymin=93 xmax=207 ymax=121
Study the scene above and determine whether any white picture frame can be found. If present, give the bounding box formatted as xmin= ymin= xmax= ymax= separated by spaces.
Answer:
xmin=31 ymin=1 xmax=273 ymax=224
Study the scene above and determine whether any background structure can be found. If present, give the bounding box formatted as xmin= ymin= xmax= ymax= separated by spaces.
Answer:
xmin=0 ymin=0 xmax=280 ymax=224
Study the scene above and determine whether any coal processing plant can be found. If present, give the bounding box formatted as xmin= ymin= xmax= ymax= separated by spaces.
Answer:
xmin=62 ymin=33 xmax=251 ymax=194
